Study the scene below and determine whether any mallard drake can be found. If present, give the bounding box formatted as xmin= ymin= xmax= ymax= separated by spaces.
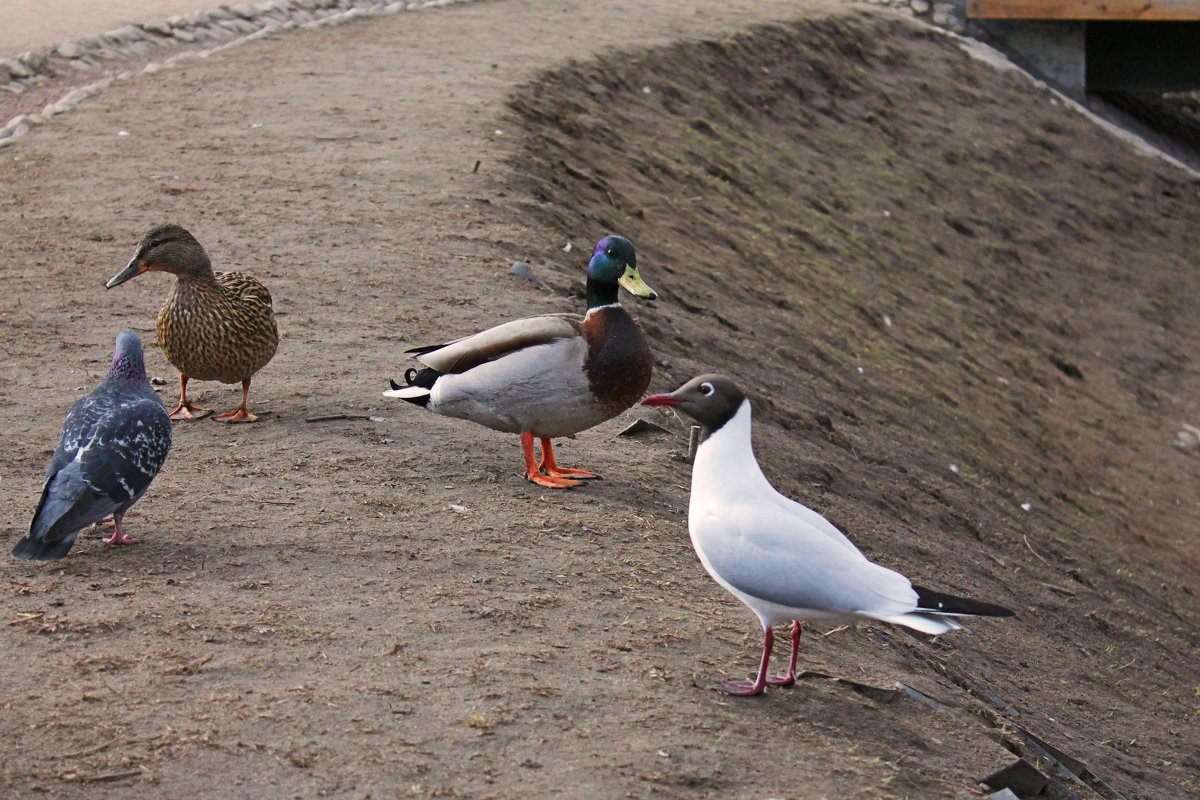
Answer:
xmin=13 ymin=331 xmax=172 ymax=560
xmin=105 ymin=224 xmax=279 ymax=423
xmin=385 ymin=235 xmax=657 ymax=488
xmin=642 ymin=375 xmax=1012 ymax=695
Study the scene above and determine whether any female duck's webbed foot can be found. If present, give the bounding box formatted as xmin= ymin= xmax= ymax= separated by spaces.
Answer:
xmin=214 ymin=378 xmax=258 ymax=423
xmin=170 ymin=374 xmax=212 ymax=420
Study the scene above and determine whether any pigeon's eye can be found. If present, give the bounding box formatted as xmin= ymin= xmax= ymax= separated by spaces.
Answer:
xmin=698 ymin=382 xmax=714 ymax=396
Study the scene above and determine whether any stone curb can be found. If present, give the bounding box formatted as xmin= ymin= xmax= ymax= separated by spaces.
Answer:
xmin=0 ymin=0 xmax=475 ymax=148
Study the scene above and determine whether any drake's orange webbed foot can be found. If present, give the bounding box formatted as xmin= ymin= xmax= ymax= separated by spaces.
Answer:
xmin=521 ymin=433 xmax=583 ymax=489
xmin=537 ymin=437 xmax=600 ymax=480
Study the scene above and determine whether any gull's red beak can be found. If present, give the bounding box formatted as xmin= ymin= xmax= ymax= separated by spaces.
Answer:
xmin=641 ymin=394 xmax=681 ymax=407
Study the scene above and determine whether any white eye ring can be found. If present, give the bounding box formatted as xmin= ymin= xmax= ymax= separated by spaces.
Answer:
xmin=698 ymin=382 xmax=714 ymax=396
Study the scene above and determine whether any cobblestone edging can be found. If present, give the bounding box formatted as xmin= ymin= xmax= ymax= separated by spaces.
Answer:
xmin=859 ymin=0 xmax=969 ymax=33
xmin=0 ymin=0 xmax=475 ymax=148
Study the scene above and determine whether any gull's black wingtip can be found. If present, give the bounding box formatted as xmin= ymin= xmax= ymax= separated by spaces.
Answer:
xmin=913 ymin=585 xmax=1014 ymax=618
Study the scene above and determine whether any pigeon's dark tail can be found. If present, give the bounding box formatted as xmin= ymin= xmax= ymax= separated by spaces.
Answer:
xmin=11 ymin=532 xmax=77 ymax=561
xmin=912 ymin=585 xmax=1014 ymax=618
xmin=383 ymin=367 xmax=442 ymax=407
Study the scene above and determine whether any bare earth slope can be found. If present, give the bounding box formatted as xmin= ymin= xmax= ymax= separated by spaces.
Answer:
xmin=1 ymin=2 xmax=1197 ymax=799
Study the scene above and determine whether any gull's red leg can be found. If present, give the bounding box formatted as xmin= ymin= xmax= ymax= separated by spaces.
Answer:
xmin=723 ymin=626 xmax=773 ymax=696
xmin=766 ymin=621 xmax=801 ymax=687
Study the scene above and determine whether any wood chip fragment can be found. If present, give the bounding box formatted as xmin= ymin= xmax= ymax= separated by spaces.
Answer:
xmin=164 ymin=653 xmax=213 ymax=675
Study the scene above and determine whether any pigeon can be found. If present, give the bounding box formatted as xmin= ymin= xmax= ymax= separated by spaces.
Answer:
xmin=13 ymin=331 xmax=172 ymax=560
xmin=642 ymin=374 xmax=1012 ymax=695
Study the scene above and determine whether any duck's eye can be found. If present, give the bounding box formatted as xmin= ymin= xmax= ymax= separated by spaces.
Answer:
xmin=699 ymin=382 xmax=714 ymax=396
xmin=605 ymin=248 xmax=616 ymax=258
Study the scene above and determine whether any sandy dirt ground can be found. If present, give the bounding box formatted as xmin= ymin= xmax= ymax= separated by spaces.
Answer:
xmin=1 ymin=1 xmax=1198 ymax=798
xmin=0 ymin=0 xmax=223 ymax=56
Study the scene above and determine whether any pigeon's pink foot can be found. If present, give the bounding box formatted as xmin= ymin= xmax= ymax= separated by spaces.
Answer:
xmin=102 ymin=516 xmax=139 ymax=546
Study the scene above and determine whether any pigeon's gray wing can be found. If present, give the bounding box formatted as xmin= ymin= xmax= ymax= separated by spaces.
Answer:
xmin=74 ymin=394 xmax=173 ymax=505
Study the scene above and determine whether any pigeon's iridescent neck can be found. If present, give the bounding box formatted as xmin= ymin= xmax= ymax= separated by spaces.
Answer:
xmin=107 ymin=334 xmax=149 ymax=383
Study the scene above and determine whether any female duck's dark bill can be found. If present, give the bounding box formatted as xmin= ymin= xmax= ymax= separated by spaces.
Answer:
xmin=105 ymin=258 xmax=147 ymax=289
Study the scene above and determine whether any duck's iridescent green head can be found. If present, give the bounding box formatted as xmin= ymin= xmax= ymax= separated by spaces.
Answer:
xmin=586 ymin=235 xmax=656 ymax=308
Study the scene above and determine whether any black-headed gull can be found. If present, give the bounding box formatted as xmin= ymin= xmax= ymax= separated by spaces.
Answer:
xmin=642 ymin=374 xmax=1012 ymax=696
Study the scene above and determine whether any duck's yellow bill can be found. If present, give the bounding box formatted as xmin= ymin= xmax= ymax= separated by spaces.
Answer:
xmin=619 ymin=265 xmax=657 ymax=300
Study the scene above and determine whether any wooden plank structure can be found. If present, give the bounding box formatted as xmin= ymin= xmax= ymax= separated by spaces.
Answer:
xmin=969 ymin=0 xmax=1195 ymax=18
xmin=968 ymin=0 xmax=1199 ymax=19
xmin=967 ymin=0 xmax=1200 ymax=93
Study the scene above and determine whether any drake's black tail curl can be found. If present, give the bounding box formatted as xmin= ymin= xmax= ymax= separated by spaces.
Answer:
xmin=405 ymin=367 xmax=440 ymax=390
xmin=913 ymin=585 xmax=1014 ymax=617
xmin=386 ymin=367 xmax=443 ymax=408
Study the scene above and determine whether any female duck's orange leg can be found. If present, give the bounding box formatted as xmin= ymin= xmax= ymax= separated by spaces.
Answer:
xmin=169 ymin=374 xmax=212 ymax=420
xmin=538 ymin=437 xmax=600 ymax=480
xmin=214 ymin=378 xmax=259 ymax=423
xmin=521 ymin=432 xmax=581 ymax=488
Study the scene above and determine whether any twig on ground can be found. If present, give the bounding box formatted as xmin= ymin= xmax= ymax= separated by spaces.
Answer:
xmin=248 ymin=497 xmax=297 ymax=506
xmin=164 ymin=653 xmax=213 ymax=676
xmin=305 ymin=413 xmax=370 ymax=423
xmin=73 ymin=769 xmax=143 ymax=783
xmin=1023 ymin=533 xmax=1049 ymax=565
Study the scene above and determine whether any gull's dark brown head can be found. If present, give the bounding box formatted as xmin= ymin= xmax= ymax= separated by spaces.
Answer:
xmin=642 ymin=373 xmax=746 ymax=436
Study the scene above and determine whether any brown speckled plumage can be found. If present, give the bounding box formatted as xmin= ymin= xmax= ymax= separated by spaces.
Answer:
xmin=107 ymin=224 xmax=278 ymax=422
xmin=157 ymin=270 xmax=277 ymax=384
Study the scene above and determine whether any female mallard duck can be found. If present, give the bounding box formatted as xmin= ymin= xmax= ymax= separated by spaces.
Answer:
xmin=385 ymin=235 xmax=657 ymax=488
xmin=105 ymin=224 xmax=279 ymax=423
